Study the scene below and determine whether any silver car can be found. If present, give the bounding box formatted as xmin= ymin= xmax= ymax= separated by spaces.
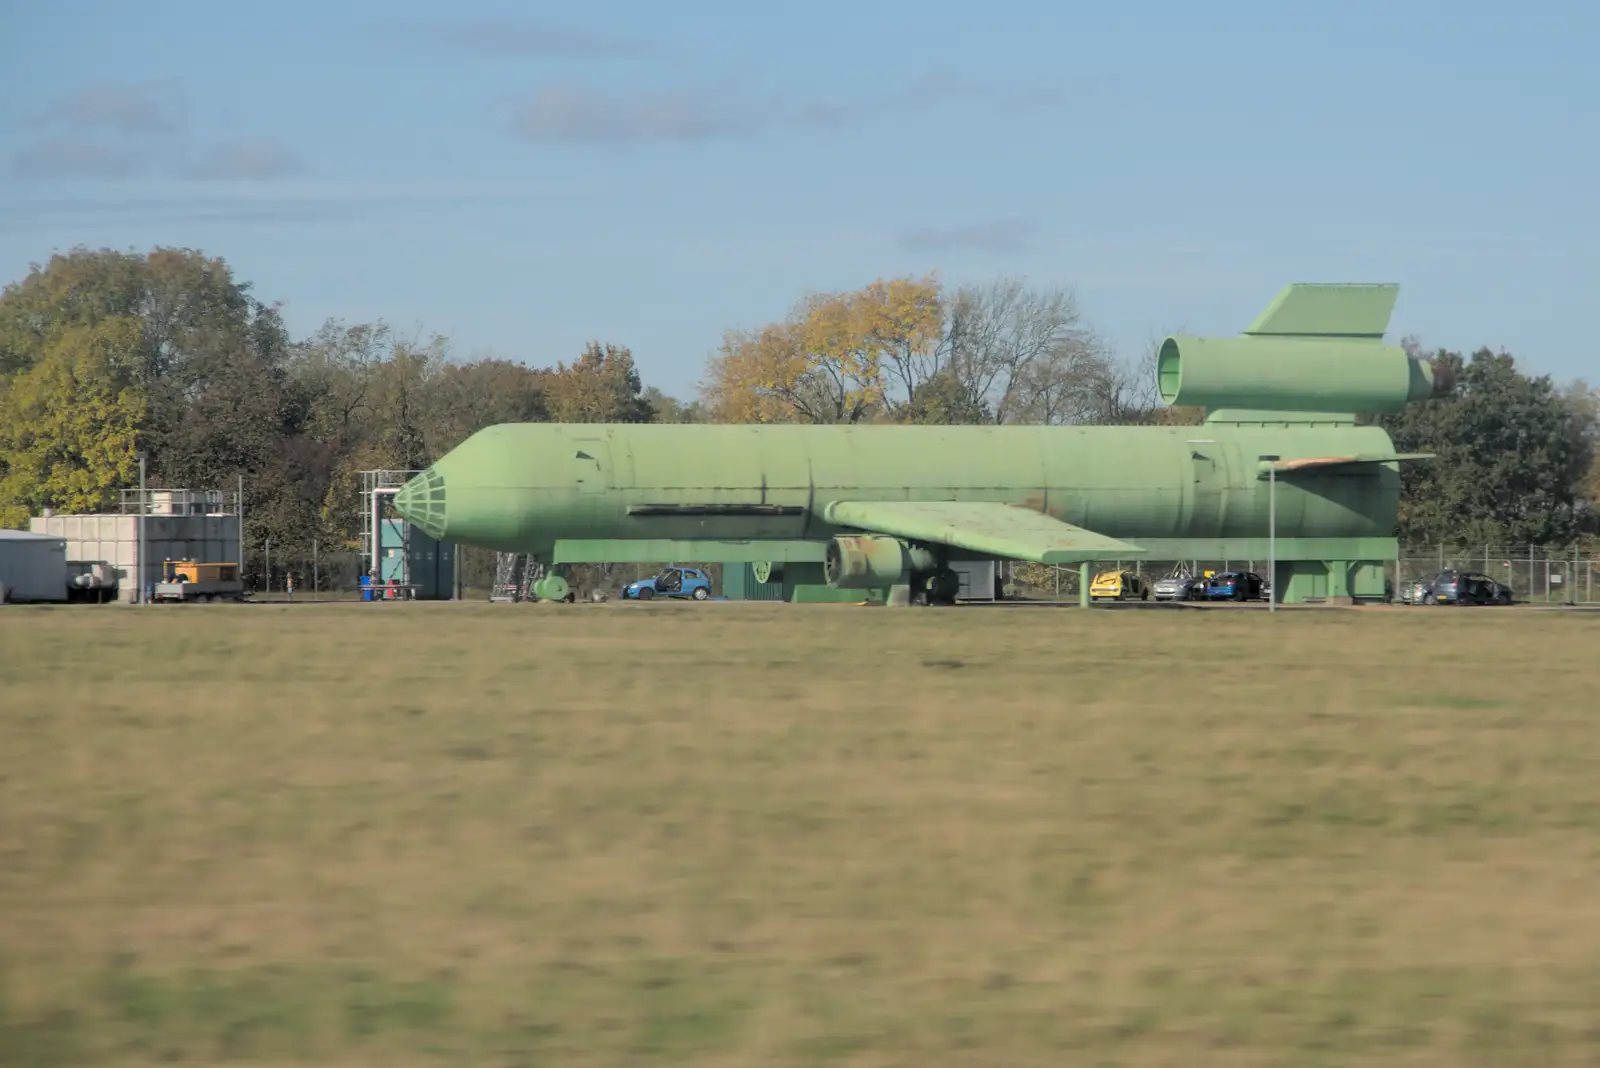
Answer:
xmin=1153 ymin=572 xmax=1207 ymax=601
xmin=1394 ymin=580 xmax=1431 ymax=605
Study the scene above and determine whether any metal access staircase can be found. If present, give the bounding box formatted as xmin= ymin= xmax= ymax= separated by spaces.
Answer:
xmin=490 ymin=553 xmax=525 ymax=602
xmin=489 ymin=553 xmax=547 ymax=602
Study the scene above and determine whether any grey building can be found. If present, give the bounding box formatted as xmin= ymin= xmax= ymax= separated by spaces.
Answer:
xmin=0 ymin=529 xmax=69 ymax=603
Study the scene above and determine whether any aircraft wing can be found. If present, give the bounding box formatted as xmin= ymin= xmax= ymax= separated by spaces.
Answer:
xmin=1258 ymin=452 xmax=1434 ymax=476
xmin=822 ymin=500 xmax=1144 ymax=564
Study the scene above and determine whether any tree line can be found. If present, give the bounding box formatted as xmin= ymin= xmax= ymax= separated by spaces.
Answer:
xmin=0 ymin=246 xmax=1594 ymax=578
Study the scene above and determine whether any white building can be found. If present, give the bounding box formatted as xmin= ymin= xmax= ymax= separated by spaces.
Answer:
xmin=28 ymin=489 xmax=241 ymax=603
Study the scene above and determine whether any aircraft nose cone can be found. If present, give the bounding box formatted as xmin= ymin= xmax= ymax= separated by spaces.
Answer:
xmin=394 ymin=466 xmax=448 ymax=540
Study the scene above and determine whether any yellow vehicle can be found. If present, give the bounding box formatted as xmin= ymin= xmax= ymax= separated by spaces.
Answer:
xmin=1089 ymin=569 xmax=1149 ymax=602
xmin=153 ymin=559 xmax=245 ymax=602
xmin=165 ymin=560 xmax=239 ymax=583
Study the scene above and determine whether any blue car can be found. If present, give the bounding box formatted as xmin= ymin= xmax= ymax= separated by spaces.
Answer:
xmin=1205 ymin=570 xmax=1264 ymax=601
xmin=622 ymin=566 xmax=713 ymax=601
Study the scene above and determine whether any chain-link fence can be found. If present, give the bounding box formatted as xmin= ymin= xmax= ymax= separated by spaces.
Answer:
xmin=1396 ymin=545 xmax=1598 ymax=604
xmin=239 ymin=536 xmax=1600 ymax=605
xmin=244 ymin=540 xmax=728 ymax=602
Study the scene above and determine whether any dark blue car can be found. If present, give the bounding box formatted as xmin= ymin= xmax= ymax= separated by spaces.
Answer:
xmin=1206 ymin=570 xmax=1264 ymax=601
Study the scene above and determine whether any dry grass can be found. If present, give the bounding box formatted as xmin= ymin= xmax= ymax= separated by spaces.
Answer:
xmin=2 ymin=600 xmax=1598 ymax=1066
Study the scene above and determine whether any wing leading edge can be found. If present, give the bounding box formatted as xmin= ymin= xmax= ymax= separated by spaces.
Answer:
xmin=822 ymin=500 xmax=1144 ymax=564
xmin=1257 ymin=452 xmax=1434 ymax=476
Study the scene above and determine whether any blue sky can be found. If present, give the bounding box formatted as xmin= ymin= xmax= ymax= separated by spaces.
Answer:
xmin=1 ymin=0 xmax=1594 ymax=397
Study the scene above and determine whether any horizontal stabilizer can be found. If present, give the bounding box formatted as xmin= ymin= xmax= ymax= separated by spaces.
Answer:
xmin=823 ymin=500 xmax=1143 ymax=563
xmin=1244 ymin=283 xmax=1399 ymax=339
xmin=1257 ymin=452 xmax=1434 ymax=477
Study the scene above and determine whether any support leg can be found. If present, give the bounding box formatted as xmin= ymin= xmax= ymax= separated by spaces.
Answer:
xmin=1079 ymin=561 xmax=1090 ymax=609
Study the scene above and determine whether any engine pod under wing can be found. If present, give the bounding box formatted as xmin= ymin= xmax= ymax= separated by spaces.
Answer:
xmin=822 ymin=500 xmax=1144 ymax=564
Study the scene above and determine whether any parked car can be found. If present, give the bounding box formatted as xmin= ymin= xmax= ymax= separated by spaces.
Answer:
xmin=1394 ymin=580 xmax=1432 ymax=604
xmin=1205 ymin=570 xmax=1264 ymax=601
xmin=622 ymin=566 xmax=713 ymax=601
xmin=1089 ymin=569 xmax=1150 ymax=602
xmin=1152 ymin=570 xmax=1208 ymax=601
xmin=1429 ymin=569 xmax=1513 ymax=605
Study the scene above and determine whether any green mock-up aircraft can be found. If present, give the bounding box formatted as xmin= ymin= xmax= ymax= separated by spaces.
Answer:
xmin=394 ymin=283 xmax=1441 ymax=605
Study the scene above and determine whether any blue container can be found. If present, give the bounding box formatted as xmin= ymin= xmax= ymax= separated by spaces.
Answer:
xmin=360 ymin=574 xmax=373 ymax=602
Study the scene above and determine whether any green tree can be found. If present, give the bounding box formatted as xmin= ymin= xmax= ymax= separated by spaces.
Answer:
xmin=1565 ymin=381 xmax=1600 ymax=534
xmin=545 ymin=342 xmax=653 ymax=422
xmin=0 ymin=247 xmax=290 ymax=475
xmin=641 ymin=386 xmax=704 ymax=423
xmin=427 ymin=358 xmax=549 ymax=451
xmin=0 ymin=250 xmax=149 ymax=376
xmin=903 ymin=368 xmax=991 ymax=424
xmin=0 ymin=318 xmax=145 ymax=526
xmin=1381 ymin=347 xmax=1592 ymax=545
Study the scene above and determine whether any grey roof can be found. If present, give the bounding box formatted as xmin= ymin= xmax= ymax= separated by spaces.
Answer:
xmin=0 ymin=529 xmax=66 ymax=541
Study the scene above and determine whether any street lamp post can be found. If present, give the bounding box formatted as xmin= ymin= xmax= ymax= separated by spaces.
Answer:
xmin=138 ymin=454 xmax=147 ymax=605
xmin=1259 ymin=455 xmax=1280 ymax=613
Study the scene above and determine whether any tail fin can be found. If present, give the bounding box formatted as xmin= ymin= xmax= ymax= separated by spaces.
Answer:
xmin=1243 ymin=283 xmax=1398 ymax=339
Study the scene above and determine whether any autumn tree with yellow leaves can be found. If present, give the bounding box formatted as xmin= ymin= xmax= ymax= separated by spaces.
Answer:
xmin=701 ymin=273 xmax=1153 ymax=426
xmin=703 ymin=275 xmax=945 ymax=424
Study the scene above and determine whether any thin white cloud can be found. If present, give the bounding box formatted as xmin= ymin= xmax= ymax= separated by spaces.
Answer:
xmin=39 ymin=82 xmax=183 ymax=135
xmin=503 ymin=69 xmax=1065 ymax=147
xmin=0 ymin=180 xmax=544 ymax=234
xmin=417 ymin=15 xmax=644 ymax=58
xmin=11 ymin=84 xmax=305 ymax=184
xmin=187 ymin=138 xmax=306 ymax=180
xmin=509 ymin=83 xmax=760 ymax=144
xmin=10 ymin=137 xmax=148 ymax=180
xmin=899 ymin=218 xmax=1040 ymax=256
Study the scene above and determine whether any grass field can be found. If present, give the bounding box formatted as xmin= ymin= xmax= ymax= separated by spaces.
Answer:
xmin=2 ymin=601 xmax=1598 ymax=1066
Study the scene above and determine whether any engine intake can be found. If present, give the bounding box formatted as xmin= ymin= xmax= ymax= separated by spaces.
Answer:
xmin=824 ymin=535 xmax=937 ymax=589
xmin=1156 ymin=335 xmax=1449 ymax=413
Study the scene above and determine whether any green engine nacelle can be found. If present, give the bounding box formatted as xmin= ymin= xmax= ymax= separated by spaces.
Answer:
xmin=1157 ymin=335 xmax=1449 ymax=414
xmin=823 ymin=535 xmax=939 ymax=589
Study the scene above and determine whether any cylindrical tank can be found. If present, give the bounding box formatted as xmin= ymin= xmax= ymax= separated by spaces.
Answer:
xmin=1157 ymin=335 xmax=1444 ymax=413
xmin=67 ymin=563 xmax=115 ymax=590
